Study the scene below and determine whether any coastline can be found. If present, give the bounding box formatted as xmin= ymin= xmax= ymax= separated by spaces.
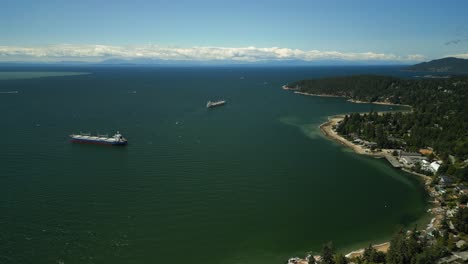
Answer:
xmin=346 ymin=98 xmax=412 ymax=108
xmin=294 ymin=91 xmax=346 ymax=98
xmin=318 ymin=113 xmax=434 ymax=259
xmin=318 ymin=116 xmax=434 ymax=259
xmin=319 ymin=115 xmax=431 ymax=182
xmin=285 ymin=83 xmax=428 ymax=184
xmin=284 ymin=85 xmax=433 ymax=259
xmin=345 ymin=242 xmax=390 ymax=258
xmin=282 ymin=85 xmax=347 ymax=98
xmin=283 ymin=85 xmax=412 ymax=108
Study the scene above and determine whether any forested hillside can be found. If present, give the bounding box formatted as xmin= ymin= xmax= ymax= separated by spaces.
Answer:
xmin=287 ymin=75 xmax=468 ymax=179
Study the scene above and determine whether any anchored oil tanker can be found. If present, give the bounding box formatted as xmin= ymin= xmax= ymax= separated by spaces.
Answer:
xmin=206 ymin=100 xmax=226 ymax=108
xmin=70 ymin=131 xmax=128 ymax=146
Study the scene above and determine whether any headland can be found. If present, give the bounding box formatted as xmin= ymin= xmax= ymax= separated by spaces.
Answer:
xmin=282 ymin=75 xmax=468 ymax=262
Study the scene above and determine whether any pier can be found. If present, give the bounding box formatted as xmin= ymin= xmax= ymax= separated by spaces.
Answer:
xmin=384 ymin=155 xmax=401 ymax=168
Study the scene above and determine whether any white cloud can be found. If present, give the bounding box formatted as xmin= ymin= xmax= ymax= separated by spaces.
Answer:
xmin=0 ymin=44 xmax=425 ymax=63
xmin=448 ymin=53 xmax=468 ymax=59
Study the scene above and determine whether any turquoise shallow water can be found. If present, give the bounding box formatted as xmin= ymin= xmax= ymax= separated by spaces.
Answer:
xmin=0 ymin=66 xmax=428 ymax=264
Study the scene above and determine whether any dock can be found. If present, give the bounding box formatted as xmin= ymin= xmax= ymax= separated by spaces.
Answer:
xmin=384 ymin=155 xmax=401 ymax=168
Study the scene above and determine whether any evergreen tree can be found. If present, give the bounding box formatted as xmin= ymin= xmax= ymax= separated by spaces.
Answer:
xmin=334 ymin=253 xmax=348 ymax=264
xmin=321 ymin=242 xmax=336 ymax=264
xmin=362 ymin=244 xmax=377 ymax=262
xmin=386 ymin=231 xmax=409 ymax=264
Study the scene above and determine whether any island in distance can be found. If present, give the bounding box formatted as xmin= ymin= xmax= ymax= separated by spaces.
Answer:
xmin=406 ymin=57 xmax=468 ymax=73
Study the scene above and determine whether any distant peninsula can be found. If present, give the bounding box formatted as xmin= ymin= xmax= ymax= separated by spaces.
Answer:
xmin=406 ymin=57 xmax=468 ymax=73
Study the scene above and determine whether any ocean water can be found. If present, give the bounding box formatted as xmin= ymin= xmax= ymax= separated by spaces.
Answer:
xmin=0 ymin=66 xmax=428 ymax=264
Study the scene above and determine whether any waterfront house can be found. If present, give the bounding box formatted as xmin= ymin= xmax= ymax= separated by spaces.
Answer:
xmin=400 ymin=155 xmax=427 ymax=167
xmin=353 ymin=138 xmax=364 ymax=145
xmin=399 ymin=151 xmax=422 ymax=158
xmin=455 ymin=185 xmax=467 ymax=193
xmin=430 ymin=161 xmax=441 ymax=173
xmin=446 ymin=208 xmax=458 ymax=217
xmin=456 ymin=240 xmax=466 ymax=249
xmin=440 ymin=175 xmax=454 ymax=186
xmin=400 ymin=157 xmax=414 ymax=166
xmin=419 ymin=148 xmax=434 ymax=155
xmin=420 ymin=159 xmax=432 ymax=172
xmin=363 ymin=141 xmax=378 ymax=148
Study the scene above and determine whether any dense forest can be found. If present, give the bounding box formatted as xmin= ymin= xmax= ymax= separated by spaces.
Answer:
xmin=288 ymin=75 xmax=468 ymax=180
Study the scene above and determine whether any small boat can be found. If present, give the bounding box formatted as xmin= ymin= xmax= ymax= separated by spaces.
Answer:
xmin=206 ymin=100 xmax=226 ymax=108
xmin=70 ymin=131 xmax=128 ymax=146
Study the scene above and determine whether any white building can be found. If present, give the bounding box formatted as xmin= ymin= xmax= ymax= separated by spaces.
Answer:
xmin=400 ymin=157 xmax=413 ymax=166
xmin=421 ymin=159 xmax=431 ymax=172
xmin=430 ymin=161 xmax=441 ymax=173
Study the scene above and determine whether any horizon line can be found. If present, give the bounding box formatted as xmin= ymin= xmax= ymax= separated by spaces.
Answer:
xmin=0 ymin=44 xmax=430 ymax=64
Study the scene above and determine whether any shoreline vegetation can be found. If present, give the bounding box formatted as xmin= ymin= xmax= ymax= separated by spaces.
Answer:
xmin=283 ymin=85 xmax=413 ymax=107
xmin=318 ymin=104 xmax=431 ymax=259
xmin=282 ymin=76 xmax=468 ymax=263
xmin=319 ymin=114 xmax=430 ymax=182
xmin=287 ymin=86 xmax=430 ymax=259
xmin=345 ymin=242 xmax=390 ymax=259
xmin=283 ymin=84 xmax=408 ymax=259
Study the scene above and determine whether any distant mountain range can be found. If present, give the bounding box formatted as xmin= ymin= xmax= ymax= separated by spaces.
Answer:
xmin=406 ymin=57 xmax=468 ymax=73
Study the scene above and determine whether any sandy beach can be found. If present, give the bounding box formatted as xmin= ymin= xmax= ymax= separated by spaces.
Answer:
xmin=319 ymin=116 xmax=376 ymax=156
xmin=345 ymin=242 xmax=390 ymax=258
xmin=319 ymin=116 xmax=431 ymax=182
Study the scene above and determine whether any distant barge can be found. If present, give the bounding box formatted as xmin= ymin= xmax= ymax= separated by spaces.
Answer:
xmin=70 ymin=131 xmax=128 ymax=146
xmin=206 ymin=100 xmax=226 ymax=108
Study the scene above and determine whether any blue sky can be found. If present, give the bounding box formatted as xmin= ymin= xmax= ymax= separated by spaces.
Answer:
xmin=1 ymin=0 xmax=468 ymax=63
